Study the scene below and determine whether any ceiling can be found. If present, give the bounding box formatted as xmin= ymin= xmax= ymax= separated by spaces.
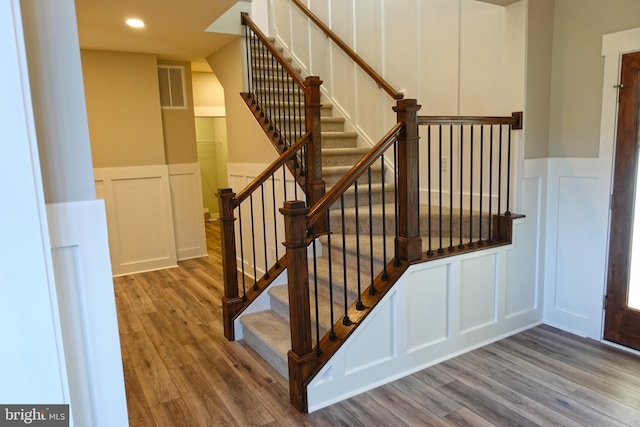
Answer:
xmin=74 ymin=0 xmax=522 ymax=72
xmin=74 ymin=0 xmax=239 ymax=72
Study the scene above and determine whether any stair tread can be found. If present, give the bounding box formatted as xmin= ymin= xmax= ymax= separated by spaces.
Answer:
xmin=268 ymin=284 xmax=344 ymax=334
xmin=323 ymin=147 xmax=369 ymax=154
xmin=322 ymin=131 xmax=358 ymax=137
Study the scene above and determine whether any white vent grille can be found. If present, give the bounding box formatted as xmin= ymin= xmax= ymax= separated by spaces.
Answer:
xmin=158 ymin=65 xmax=187 ymax=109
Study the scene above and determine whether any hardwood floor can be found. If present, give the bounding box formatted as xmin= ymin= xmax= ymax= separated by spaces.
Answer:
xmin=114 ymin=221 xmax=640 ymax=426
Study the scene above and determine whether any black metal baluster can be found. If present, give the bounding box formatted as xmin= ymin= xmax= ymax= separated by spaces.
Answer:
xmin=393 ymin=140 xmax=400 ymax=266
xmin=448 ymin=125 xmax=454 ymax=252
xmin=271 ymin=175 xmax=280 ymax=267
xmin=506 ymin=124 xmax=512 ymax=216
xmin=427 ymin=125 xmax=433 ymax=256
xmin=368 ymin=168 xmax=376 ymax=295
xmin=380 ymin=154 xmax=389 ymax=281
xmin=468 ymin=125 xmax=474 ymax=247
xmin=237 ymin=204 xmax=247 ymax=300
xmin=354 ymin=181 xmax=364 ymax=310
xmin=340 ymin=195 xmax=351 ymax=326
xmin=458 ymin=125 xmax=464 ymax=249
xmin=261 ymin=184 xmax=269 ymax=279
xmin=438 ymin=125 xmax=444 ymax=254
xmin=311 ymin=226 xmax=321 ymax=355
xmin=282 ymin=164 xmax=288 ymax=202
xmin=478 ymin=125 xmax=484 ymax=245
xmin=249 ymin=194 xmax=258 ymax=290
xmin=497 ymin=125 xmax=503 ymax=239
xmin=488 ymin=125 xmax=494 ymax=243
xmin=244 ymin=25 xmax=252 ymax=95
xmin=326 ymin=215 xmax=337 ymax=341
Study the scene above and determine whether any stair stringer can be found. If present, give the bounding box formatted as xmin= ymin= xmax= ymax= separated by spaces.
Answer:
xmin=306 ymin=216 xmax=542 ymax=412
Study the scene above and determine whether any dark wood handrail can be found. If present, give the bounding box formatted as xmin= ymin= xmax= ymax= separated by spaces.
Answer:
xmin=290 ymin=0 xmax=403 ymax=101
xmin=241 ymin=12 xmax=306 ymax=89
xmin=418 ymin=111 xmax=523 ymax=129
xmin=307 ymin=123 xmax=403 ymax=227
xmin=234 ymin=132 xmax=311 ymax=207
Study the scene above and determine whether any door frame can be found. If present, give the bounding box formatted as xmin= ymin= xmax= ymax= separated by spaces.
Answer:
xmin=600 ymin=27 xmax=640 ymax=353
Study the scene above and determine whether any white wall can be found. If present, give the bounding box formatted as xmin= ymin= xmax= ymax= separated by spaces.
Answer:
xmin=268 ymin=0 xmax=525 ymax=137
xmin=2 ymin=1 xmax=128 ymax=425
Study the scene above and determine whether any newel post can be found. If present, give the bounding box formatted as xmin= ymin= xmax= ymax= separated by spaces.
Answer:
xmin=280 ymin=200 xmax=317 ymax=412
xmin=217 ymin=188 xmax=243 ymax=340
xmin=393 ymin=99 xmax=423 ymax=262
xmin=304 ymin=76 xmax=327 ymax=234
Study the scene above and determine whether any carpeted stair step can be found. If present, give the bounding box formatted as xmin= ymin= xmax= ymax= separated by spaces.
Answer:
xmin=337 ymin=184 xmax=396 ymax=209
xmin=318 ymin=233 xmax=395 ymax=276
xmin=268 ymin=284 xmax=343 ymax=339
xmin=321 ymin=131 xmax=358 ymax=148
xmin=322 ymin=147 xmax=369 ymax=167
xmin=320 ymin=117 xmax=346 ymax=132
xmin=324 ymin=164 xmax=383 ymax=187
xmin=240 ymin=311 xmax=291 ymax=379
xmin=328 ymin=203 xmax=491 ymax=239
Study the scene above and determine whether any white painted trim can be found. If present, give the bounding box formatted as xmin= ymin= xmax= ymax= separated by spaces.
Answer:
xmin=94 ymin=165 xmax=178 ymax=276
xmin=1 ymin=0 xmax=71 ymax=407
xmin=168 ymin=163 xmax=208 ymax=261
xmin=47 ymin=200 xmax=129 ymax=427
xmin=194 ymin=106 xmax=226 ymax=117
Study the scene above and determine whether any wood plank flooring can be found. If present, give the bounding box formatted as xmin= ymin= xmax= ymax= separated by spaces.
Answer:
xmin=114 ymin=221 xmax=640 ymax=426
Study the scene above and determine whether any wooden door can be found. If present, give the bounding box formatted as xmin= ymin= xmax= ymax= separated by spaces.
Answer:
xmin=604 ymin=51 xmax=640 ymax=351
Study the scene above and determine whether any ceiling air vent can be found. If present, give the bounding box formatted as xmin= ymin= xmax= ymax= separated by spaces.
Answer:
xmin=158 ymin=65 xmax=187 ymax=109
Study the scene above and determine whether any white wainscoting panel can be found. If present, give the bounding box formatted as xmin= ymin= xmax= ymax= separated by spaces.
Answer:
xmin=228 ymin=162 xmax=302 ymax=279
xmin=47 ymin=200 xmax=129 ymax=427
xmin=94 ymin=165 xmax=177 ymax=276
xmin=306 ymin=164 xmax=544 ymax=412
xmin=168 ymin=163 xmax=208 ymax=260
xmin=543 ymin=159 xmax=611 ymax=339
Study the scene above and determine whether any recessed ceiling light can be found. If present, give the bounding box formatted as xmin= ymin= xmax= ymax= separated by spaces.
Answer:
xmin=126 ymin=18 xmax=145 ymax=28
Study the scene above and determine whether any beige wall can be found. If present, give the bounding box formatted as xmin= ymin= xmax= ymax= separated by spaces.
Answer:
xmin=548 ymin=0 xmax=640 ymax=158
xmin=192 ymin=71 xmax=226 ymax=115
xmin=158 ymin=60 xmax=198 ymax=164
xmin=206 ymin=39 xmax=277 ymax=164
xmin=82 ymin=50 xmax=166 ymax=167
xmin=524 ymin=0 xmax=555 ymax=159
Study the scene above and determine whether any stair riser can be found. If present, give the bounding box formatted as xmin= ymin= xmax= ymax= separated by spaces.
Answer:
xmin=269 ymin=286 xmax=340 ymax=340
xmin=328 ymin=211 xmax=491 ymax=238
xmin=252 ymin=64 xmax=302 ymax=74
xmin=324 ymin=168 xmax=383 ymax=187
xmin=320 ymin=238 xmax=392 ymax=275
xmin=338 ymin=186 xmax=395 ymax=209
xmin=322 ymin=151 xmax=367 ymax=167
xmin=257 ymin=104 xmax=336 ymax=119
xmin=321 ymin=134 xmax=358 ymax=148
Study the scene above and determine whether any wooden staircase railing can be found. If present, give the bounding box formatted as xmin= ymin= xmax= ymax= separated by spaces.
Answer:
xmin=282 ymin=103 xmax=524 ymax=411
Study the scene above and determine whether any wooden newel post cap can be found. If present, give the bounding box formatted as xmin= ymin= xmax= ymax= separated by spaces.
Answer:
xmin=217 ymin=188 xmax=235 ymax=199
xmin=280 ymin=200 xmax=309 ymax=215
xmin=392 ymin=98 xmax=421 ymax=113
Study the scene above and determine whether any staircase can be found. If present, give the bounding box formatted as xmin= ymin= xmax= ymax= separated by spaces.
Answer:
xmin=239 ymin=80 xmax=379 ymax=378
xmin=220 ymin=11 xmax=524 ymax=413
